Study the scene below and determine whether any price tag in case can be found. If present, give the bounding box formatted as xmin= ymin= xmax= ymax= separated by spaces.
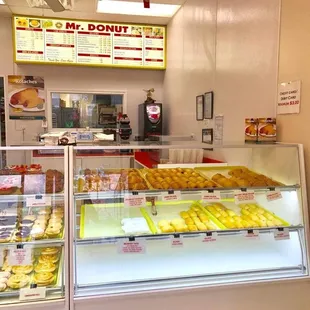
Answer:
xmin=266 ymin=190 xmax=282 ymax=202
xmin=162 ymin=191 xmax=181 ymax=202
xmin=274 ymin=228 xmax=290 ymax=240
xmin=234 ymin=190 xmax=256 ymax=205
xmin=201 ymin=232 xmax=218 ymax=243
xmin=8 ymin=247 xmax=32 ymax=266
xmin=124 ymin=194 xmax=146 ymax=208
xmin=170 ymin=235 xmax=184 ymax=248
xmin=244 ymin=230 xmax=260 ymax=240
xmin=117 ymin=239 xmax=146 ymax=254
xmin=26 ymin=195 xmax=51 ymax=207
xmin=19 ymin=287 xmax=46 ymax=301
xmin=202 ymin=191 xmax=221 ymax=202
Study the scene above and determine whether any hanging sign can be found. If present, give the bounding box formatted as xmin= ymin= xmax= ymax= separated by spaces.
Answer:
xmin=13 ymin=16 xmax=166 ymax=70
xmin=277 ymin=80 xmax=301 ymax=114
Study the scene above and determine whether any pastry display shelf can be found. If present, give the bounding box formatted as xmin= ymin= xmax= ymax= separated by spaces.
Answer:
xmin=73 ymin=185 xmax=300 ymax=201
xmin=75 ymin=224 xmax=304 ymax=245
xmin=0 ymin=239 xmax=64 ymax=248
xmin=0 ymin=286 xmax=63 ymax=300
xmin=0 ymin=193 xmax=64 ymax=203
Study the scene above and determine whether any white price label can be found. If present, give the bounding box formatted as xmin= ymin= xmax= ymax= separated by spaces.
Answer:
xmin=19 ymin=287 xmax=46 ymax=301
xmin=8 ymin=248 xmax=32 ymax=266
xmin=274 ymin=228 xmax=290 ymax=240
xmin=234 ymin=191 xmax=256 ymax=204
xmin=0 ymin=175 xmax=21 ymax=188
xmin=244 ymin=230 xmax=260 ymax=240
xmin=117 ymin=239 xmax=146 ymax=254
xmin=202 ymin=191 xmax=221 ymax=202
xmin=170 ymin=235 xmax=184 ymax=248
xmin=201 ymin=232 xmax=217 ymax=243
xmin=26 ymin=196 xmax=51 ymax=207
xmin=266 ymin=190 xmax=282 ymax=202
xmin=162 ymin=191 xmax=181 ymax=202
xmin=124 ymin=194 xmax=146 ymax=208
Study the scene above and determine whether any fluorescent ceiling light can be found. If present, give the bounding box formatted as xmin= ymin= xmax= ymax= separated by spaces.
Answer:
xmin=0 ymin=0 xmax=6 ymax=5
xmin=97 ymin=0 xmax=180 ymax=17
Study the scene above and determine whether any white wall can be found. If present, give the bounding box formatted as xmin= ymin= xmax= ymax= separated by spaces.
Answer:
xmin=164 ymin=0 xmax=280 ymax=143
xmin=0 ymin=17 xmax=164 ymax=148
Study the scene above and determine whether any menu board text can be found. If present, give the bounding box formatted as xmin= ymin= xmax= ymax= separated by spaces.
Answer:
xmin=13 ymin=16 xmax=166 ymax=70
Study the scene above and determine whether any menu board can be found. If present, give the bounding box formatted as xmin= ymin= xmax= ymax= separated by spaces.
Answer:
xmin=13 ymin=16 xmax=166 ymax=70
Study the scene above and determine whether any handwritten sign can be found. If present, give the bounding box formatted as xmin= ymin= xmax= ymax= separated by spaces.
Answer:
xmin=8 ymin=248 xmax=32 ymax=266
xmin=266 ymin=190 xmax=282 ymax=202
xmin=162 ymin=191 xmax=181 ymax=202
xmin=234 ymin=191 xmax=256 ymax=204
xmin=274 ymin=228 xmax=290 ymax=240
xmin=277 ymin=80 xmax=301 ymax=115
xmin=117 ymin=239 xmax=146 ymax=254
xmin=26 ymin=196 xmax=51 ymax=207
xmin=170 ymin=235 xmax=184 ymax=248
xmin=202 ymin=191 xmax=221 ymax=202
xmin=20 ymin=287 xmax=46 ymax=301
xmin=201 ymin=232 xmax=217 ymax=243
xmin=124 ymin=194 xmax=146 ymax=208
xmin=244 ymin=230 xmax=259 ymax=240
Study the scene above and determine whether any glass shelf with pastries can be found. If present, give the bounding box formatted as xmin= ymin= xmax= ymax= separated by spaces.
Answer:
xmin=70 ymin=143 xmax=309 ymax=301
xmin=0 ymin=146 xmax=68 ymax=308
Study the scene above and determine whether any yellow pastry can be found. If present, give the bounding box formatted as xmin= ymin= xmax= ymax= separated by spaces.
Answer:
xmin=12 ymin=265 xmax=33 ymax=274
xmin=158 ymin=220 xmax=170 ymax=228
xmin=34 ymin=262 xmax=56 ymax=273
xmin=41 ymin=247 xmax=60 ymax=255
xmin=180 ymin=211 xmax=189 ymax=219
xmin=34 ymin=272 xmax=54 ymax=287
xmin=7 ymin=274 xmax=30 ymax=289
xmin=38 ymin=254 xmax=59 ymax=264
xmin=161 ymin=225 xmax=175 ymax=233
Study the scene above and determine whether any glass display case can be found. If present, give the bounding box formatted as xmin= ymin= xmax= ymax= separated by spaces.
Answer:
xmin=0 ymin=146 xmax=68 ymax=309
xmin=70 ymin=143 xmax=309 ymax=302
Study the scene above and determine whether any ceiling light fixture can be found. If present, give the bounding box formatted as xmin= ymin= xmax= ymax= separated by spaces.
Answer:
xmin=97 ymin=0 xmax=180 ymax=17
xmin=0 ymin=0 xmax=6 ymax=5
xmin=26 ymin=0 xmax=73 ymax=12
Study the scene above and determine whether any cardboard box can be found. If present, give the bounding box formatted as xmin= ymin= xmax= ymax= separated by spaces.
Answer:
xmin=245 ymin=118 xmax=258 ymax=143
xmin=258 ymin=118 xmax=276 ymax=143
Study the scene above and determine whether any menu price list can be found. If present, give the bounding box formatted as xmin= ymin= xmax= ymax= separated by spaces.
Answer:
xmin=14 ymin=16 xmax=166 ymax=68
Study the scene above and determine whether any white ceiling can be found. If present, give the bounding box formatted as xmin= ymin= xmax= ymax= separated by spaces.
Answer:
xmin=0 ymin=0 xmax=185 ymax=24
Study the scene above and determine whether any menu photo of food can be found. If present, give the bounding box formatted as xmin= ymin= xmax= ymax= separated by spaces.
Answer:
xmin=29 ymin=19 xmax=41 ymax=28
xmin=15 ymin=17 xmax=29 ymax=28
xmin=143 ymin=27 xmax=153 ymax=36
xmin=131 ymin=26 xmax=142 ymax=35
xmin=8 ymin=75 xmax=45 ymax=120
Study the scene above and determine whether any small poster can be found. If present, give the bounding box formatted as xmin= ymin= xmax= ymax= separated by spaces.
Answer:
xmin=7 ymin=75 xmax=45 ymax=120
xmin=277 ymin=80 xmax=301 ymax=115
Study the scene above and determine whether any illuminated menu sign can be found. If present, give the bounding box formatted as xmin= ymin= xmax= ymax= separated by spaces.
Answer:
xmin=13 ymin=16 xmax=166 ymax=70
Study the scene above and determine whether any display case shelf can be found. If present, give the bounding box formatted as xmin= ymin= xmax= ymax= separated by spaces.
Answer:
xmin=73 ymin=185 xmax=300 ymax=201
xmin=0 ymin=193 xmax=64 ymax=203
xmin=0 ymin=239 xmax=64 ymax=247
xmin=75 ymin=225 xmax=304 ymax=245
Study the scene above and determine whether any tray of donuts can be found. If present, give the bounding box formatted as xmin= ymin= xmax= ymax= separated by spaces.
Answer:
xmin=0 ymin=246 xmax=62 ymax=292
xmin=194 ymin=166 xmax=283 ymax=188
xmin=141 ymin=168 xmax=218 ymax=190
xmin=0 ymin=204 xmax=65 ymax=243
xmin=77 ymin=168 xmax=150 ymax=192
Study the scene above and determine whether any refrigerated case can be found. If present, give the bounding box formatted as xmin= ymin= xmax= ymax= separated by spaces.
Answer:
xmin=70 ymin=143 xmax=309 ymax=309
xmin=0 ymin=146 xmax=69 ymax=310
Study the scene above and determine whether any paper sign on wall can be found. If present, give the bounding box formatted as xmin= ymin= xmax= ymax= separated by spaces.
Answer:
xmin=277 ymin=80 xmax=301 ymax=115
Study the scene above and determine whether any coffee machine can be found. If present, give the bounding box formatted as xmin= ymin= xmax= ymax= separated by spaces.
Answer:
xmin=138 ymin=89 xmax=163 ymax=140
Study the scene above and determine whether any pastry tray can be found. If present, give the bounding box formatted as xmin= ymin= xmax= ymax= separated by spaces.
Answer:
xmin=144 ymin=200 xmax=225 ymax=233
xmin=76 ymin=168 xmax=151 ymax=193
xmin=201 ymin=201 xmax=290 ymax=229
xmin=195 ymin=166 xmax=284 ymax=187
xmin=140 ymin=168 xmax=218 ymax=190
xmin=80 ymin=203 xmax=156 ymax=238
xmin=1 ymin=246 xmax=63 ymax=293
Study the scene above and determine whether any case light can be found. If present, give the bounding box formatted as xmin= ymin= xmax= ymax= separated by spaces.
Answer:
xmin=97 ymin=0 xmax=181 ymax=17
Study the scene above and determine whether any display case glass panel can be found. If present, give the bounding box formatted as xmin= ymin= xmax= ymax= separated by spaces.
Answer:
xmin=71 ymin=143 xmax=309 ymax=298
xmin=0 ymin=146 xmax=67 ymax=306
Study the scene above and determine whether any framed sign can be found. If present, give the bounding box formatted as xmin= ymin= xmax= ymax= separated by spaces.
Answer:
xmin=13 ymin=15 xmax=166 ymax=70
xmin=204 ymin=91 xmax=214 ymax=119
xmin=202 ymin=128 xmax=213 ymax=144
xmin=196 ymin=95 xmax=204 ymax=121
